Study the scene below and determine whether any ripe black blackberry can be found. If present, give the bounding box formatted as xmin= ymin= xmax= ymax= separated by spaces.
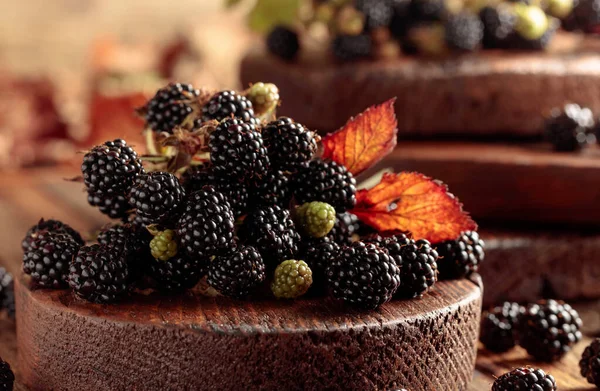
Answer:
xmin=410 ymin=0 xmax=447 ymax=21
xmin=266 ymin=25 xmax=300 ymax=61
xmin=144 ymin=83 xmax=200 ymax=133
xmin=149 ymin=255 xmax=205 ymax=293
xmin=437 ymin=231 xmax=485 ymax=278
xmin=88 ymin=192 xmax=131 ymax=220
xmin=394 ymin=236 xmax=439 ymax=298
xmin=81 ymin=139 xmax=144 ymax=196
xmin=580 ymin=338 xmax=600 ymax=386
xmin=177 ymin=186 xmax=236 ymax=259
xmin=332 ymin=34 xmax=373 ymax=61
xmin=202 ymin=90 xmax=257 ymax=125
xmin=68 ymin=244 xmax=129 ymax=303
xmin=327 ymin=213 xmax=360 ymax=245
xmin=208 ymin=245 xmax=266 ymax=298
xmin=445 ymin=13 xmax=484 ymax=51
xmin=251 ymin=170 xmax=291 ymax=208
xmin=292 ymin=159 xmax=357 ymax=213
xmin=571 ymin=0 xmax=600 ymax=31
xmin=299 ymin=237 xmax=340 ymax=291
xmin=517 ymin=299 xmax=583 ymax=361
xmin=209 ymin=118 xmax=270 ymax=181
xmin=0 ymin=357 xmax=14 ymax=391
xmin=23 ymin=232 xmax=81 ymax=289
xmin=545 ymin=103 xmax=594 ymax=151
xmin=22 ymin=218 xmax=84 ymax=253
xmin=390 ymin=0 xmax=413 ymax=38
xmin=129 ymin=172 xmax=186 ymax=225
xmin=241 ymin=205 xmax=301 ymax=268
xmin=327 ymin=241 xmax=400 ymax=309
xmin=262 ymin=117 xmax=319 ymax=172
xmin=492 ymin=367 xmax=556 ymax=391
xmin=480 ymin=302 xmax=524 ymax=353
xmin=97 ymin=223 xmax=152 ymax=283
xmin=0 ymin=269 xmax=14 ymax=319
xmin=479 ymin=5 xmax=517 ymax=49
xmin=355 ymin=0 xmax=394 ymax=31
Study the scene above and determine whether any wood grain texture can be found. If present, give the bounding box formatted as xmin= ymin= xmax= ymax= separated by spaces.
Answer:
xmin=16 ymin=276 xmax=482 ymax=391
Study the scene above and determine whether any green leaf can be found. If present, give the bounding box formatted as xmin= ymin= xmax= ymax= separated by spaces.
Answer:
xmin=248 ymin=0 xmax=300 ymax=34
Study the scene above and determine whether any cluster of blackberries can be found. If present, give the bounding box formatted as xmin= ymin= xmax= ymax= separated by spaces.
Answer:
xmin=480 ymin=299 xmax=583 ymax=362
xmin=545 ymin=103 xmax=598 ymax=152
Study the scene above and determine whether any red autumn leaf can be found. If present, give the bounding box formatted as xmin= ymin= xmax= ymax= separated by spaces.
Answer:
xmin=321 ymin=98 xmax=397 ymax=176
xmin=351 ymin=172 xmax=477 ymax=243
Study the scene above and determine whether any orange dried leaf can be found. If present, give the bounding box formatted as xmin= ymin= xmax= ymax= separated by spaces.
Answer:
xmin=351 ymin=172 xmax=477 ymax=243
xmin=322 ymin=99 xmax=397 ymax=176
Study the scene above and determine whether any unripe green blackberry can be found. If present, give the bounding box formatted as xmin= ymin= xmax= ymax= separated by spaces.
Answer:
xmin=247 ymin=82 xmax=280 ymax=115
xmin=514 ymin=4 xmax=549 ymax=40
xmin=296 ymin=202 xmax=336 ymax=238
xmin=150 ymin=229 xmax=178 ymax=261
xmin=271 ymin=260 xmax=313 ymax=299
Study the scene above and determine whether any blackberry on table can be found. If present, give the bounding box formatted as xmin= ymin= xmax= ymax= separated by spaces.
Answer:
xmin=128 ymin=172 xmax=186 ymax=225
xmin=68 ymin=244 xmax=129 ymax=303
xmin=208 ymin=245 xmax=266 ymax=298
xmin=299 ymin=236 xmax=340 ymax=291
xmin=327 ymin=212 xmax=360 ymax=245
xmin=437 ymin=231 xmax=485 ymax=278
xmin=22 ymin=218 xmax=84 ymax=253
xmin=271 ymin=260 xmax=313 ymax=299
xmin=296 ymin=201 xmax=337 ymax=238
xmin=144 ymin=83 xmax=200 ymax=133
xmin=0 ymin=269 xmax=14 ymax=319
xmin=149 ymin=255 xmax=205 ymax=293
xmin=202 ymin=90 xmax=257 ymax=125
xmin=0 ymin=357 xmax=14 ymax=391
xmin=355 ymin=0 xmax=394 ymax=31
xmin=150 ymin=229 xmax=178 ymax=261
xmin=480 ymin=301 xmax=524 ymax=352
xmin=292 ymin=159 xmax=357 ymax=213
xmin=479 ymin=5 xmax=517 ymax=49
xmin=511 ymin=17 xmax=558 ymax=50
xmin=445 ymin=13 xmax=484 ymax=51
xmin=580 ymin=338 xmax=600 ymax=386
xmin=250 ymin=170 xmax=291 ymax=209
xmin=517 ymin=299 xmax=583 ymax=361
xmin=332 ymin=34 xmax=373 ymax=61
xmin=266 ymin=26 xmax=300 ymax=61
xmin=545 ymin=103 xmax=594 ymax=151
xmin=23 ymin=232 xmax=81 ymax=289
xmin=88 ymin=192 xmax=131 ymax=220
xmin=492 ymin=367 xmax=557 ymax=391
xmin=262 ymin=117 xmax=319 ymax=172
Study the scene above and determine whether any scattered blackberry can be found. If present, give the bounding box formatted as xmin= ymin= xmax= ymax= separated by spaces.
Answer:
xmin=445 ymin=13 xmax=484 ymax=51
xmin=299 ymin=237 xmax=340 ymax=291
xmin=149 ymin=255 xmax=205 ymax=293
xmin=68 ymin=244 xmax=129 ymax=303
xmin=209 ymin=118 xmax=270 ymax=181
xmin=390 ymin=0 xmax=413 ymax=38
xmin=517 ymin=299 xmax=583 ymax=361
xmin=202 ymin=90 xmax=257 ymax=125
xmin=81 ymin=139 xmax=144 ymax=196
xmin=0 ymin=358 xmax=14 ymax=391
xmin=0 ymin=269 xmax=14 ymax=319
xmin=571 ymin=0 xmax=600 ymax=31
xmin=241 ymin=205 xmax=301 ymax=267
xmin=492 ymin=367 xmax=556 ymax=391
xmin=266 ymin=26 xmax=300 ymax=61
xmin=479 ymin=5 xmax=517 ymax=49
xmin=144 ymin=83 xmax=200 ymax=133
xmin=250 ymin=170 xmax=291 ymax=209
xmin=437 ymin=231 xmax=485 ymax=278
xmin=355 ymin=0 xmax=394 ymax=31
xmin=87 ymin=192 xmax=131 ymax=220
xmin=580 ymin=338 xmax=600 ymax=386
xmin=410 ymin=0 xmax=447 ymax=21
xmin=177 ymin=186 xmax=236 ymax=259
xmin=22 ymin=218 xmax=84 ymax=253
xmin=128 ymin=172 xmax=186 ymax=225
xmin=150 ymin=229 xmax=178 ymax=261
xmin=208 ymin=245 xmax=266 ymax=298
xmin=327 ymin=213 xmax=360 ymax=245
xmin=545 ymin=103 xmax=594 ymax=151
xmin=332 ymin=34 xmax=373 ymax=61
xmin=23 ymin=232 xmax=81 ymax=288
xmin=262 ymin=117 xmax=319 ymax=172
xmin=296 ymin=201 xmax=336 ymax=238
xmin=97 ymin=223 xmax=152 ymax=282
xmin=396 ymin=236 xmax=439 ymax=298
xmin=292 ymin=159 xmax=357 ymax=213
xmin=247 ymin=82 xmax=280 ymax=115
xmin=480 ymin=302 xmax=524 ymax=352
xmin=327 ymin=241 xmax=400 ymax=309
xmin=271 ymin=260 xmax=313 ymax=299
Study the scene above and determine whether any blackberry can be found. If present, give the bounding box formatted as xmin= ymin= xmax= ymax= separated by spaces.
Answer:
xmin=571 ymin=0 xmax=600 ymax=31
xmin=241 ymin=205 xmax=301 ymax=267
xmin=355 ymin=0 xmax=394 ymax=31
xmin=327 ymin=213 xmax=360 ymax=245
xmin=68 ymin=244 xmax=129 ymax=303
xmin=332 ymin=34 xmax=373 ymax=61
xmin=410 ymin=0 xmax=447 ymax=21
xmin=250 ymin=170 xmax=291 ymax=208
xmin=480 ymin=302 xmax=524 ymax=353
xmin=479 ymin=5 xmax=517 ymax=49
xmin=177 ymin=186 xmax=236 ymax=259
xmin=493 ymin=367 xmax=556 ymax=391
xmin=149 ymin=255 xmax=205 ymax=293
xmin=150 ymin=229 xmax=178 ymax=261
xmin=292 ymin=159 xmax=357 ymax=213
xmin=271 ymin=260 xmax=313 ymax=299
xmin=266 ymin=26 xmax=300 ymax=61
xmin=580 ymin=338 xmax=600 ymax=386
xmin=209 ymin=118 xmax=270 ymax=180
xmin=296 ymin=202 xmax=336 ymax=238
xmin=299 ymin=236 xmax=340 ymax=291
xmin=0 ymin=269 xmax=14 ymax=319
xmin=445 ymin=13 xmax=484 ymax=51
xmin=545 ymin=103 xmax=594 ymax=151
xmin=327 ymin=241 xmax=400 ymax=309
xmin=128 ymin=172 xmax=186 ymax=225
xmin=144 ymin=83 xmax=200 ymax=133
xmin=262 ymin=117 xmax=319 ymax=172
xmin=202 ymin=90 xmax=257 ymax=125
xmin=390 ymin=0 xmax=413 ymax=38
xmin=437 ymin=231 xmax=485 ymax=278
xmin=247 ymin=82 xmax=280 ymax=115
xmin=22 ymin=218 xmax=84 ymax=253
xmin=396 ymin=236 xmax=439 ymax=298
xmin=97 ymin=223 xmax=152 ymax=281
xmin=0 ymin=358 xmax=14 ymax=391
xmin=23 ymin=232 xmax=81 ymax=288
xmin=208 ymin=245 xmax=266 ymax=298
xmin=517 ymin=299 xmax=583 ymax=361
xmin=81 ymin=139 xmax=144 ymax=196
xmin=87 ymin=192 xmax=131 ymax=220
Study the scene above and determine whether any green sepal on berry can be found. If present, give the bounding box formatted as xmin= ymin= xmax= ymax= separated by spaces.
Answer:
xmin=271 ymin=260 xmax=313 ymax=299
xmin=246 ymin=82 xmax=280 ymax=117
xmin=149 ymin=229 xmax=178 ymax=261
xmin=296 ymin=201 xmax=336 ymax=238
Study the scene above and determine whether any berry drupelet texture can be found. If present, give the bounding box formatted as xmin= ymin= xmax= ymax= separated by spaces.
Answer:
xmin=569 ymin=0 xmax=600 ymax=31
xmin=246 ymin=82 xmax=280 ymax=115
xmin=272 ymin=260 xmax=313 ymax=299
xmin=296 ymin=201 xmax=337 ymax=238
xmin=492 ymin=367 xmax=556 ymax=391
xmin=299 ymin=236 xmax=340 ymax=291
xmin=250 ymin=170 xmax=291 ymax=209
xmin=150 ymin=229 xmax=178 ymax=261
xmin=266 ymin=26 xmax=300 ymax=61
xmin=97 ymin=223 xmax=152 ymax=283
xmin=445 ymin=13 xmax=484 ymax=51
xmin=144 ymin=83 xmax=200 ymax=133
xmin=437 ymin=231 xmax=485 ymax=278
xmin=332 ymin=34 xmax=373 ymax=61
xmin=580 ymin=338 xmax=600 ymax=386
xmin=480 ymin=301 xmax=524 ymax=352
xmin=0 ymin=269 xmax=14 ymax=319
xmin=149 ymin=255 xmax=205 ymax=293
xmin=545 ymin=103 xmax=594 ymax=151
xmin=23 ymin=232 xmax=81 ymax=289
xmin=202 ymin=90 xmax=257 ymax=124
xmin=327 ymin=241 xmax=401 ymax=309
xmin=129 ymin=172 xmax=186 ymax=225
xmin=87 ymin=192 xmax=131 ymax=220
xmin=262 ymin=117 xmax=319 ymax=172
xmin=396 ymin=236 xmax=439 ymax=298
xmin=327 ymin=213 xmax=360 ymax=245
xmin=22 ymin=218 xmax=84 ymax=253
xmin=0 ymin=357 xmax=14 ymax=391
xmin=517 ymin=299 xmax=583 ymax=361
xmin=208 ymin=245 xmax=266 ymax=299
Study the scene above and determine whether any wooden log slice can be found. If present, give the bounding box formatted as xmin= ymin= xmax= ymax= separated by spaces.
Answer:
xmin=240 ymin=33 xmax=600 ymax=137
xmin=16 ymin=276 xmax=482 ymax=391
